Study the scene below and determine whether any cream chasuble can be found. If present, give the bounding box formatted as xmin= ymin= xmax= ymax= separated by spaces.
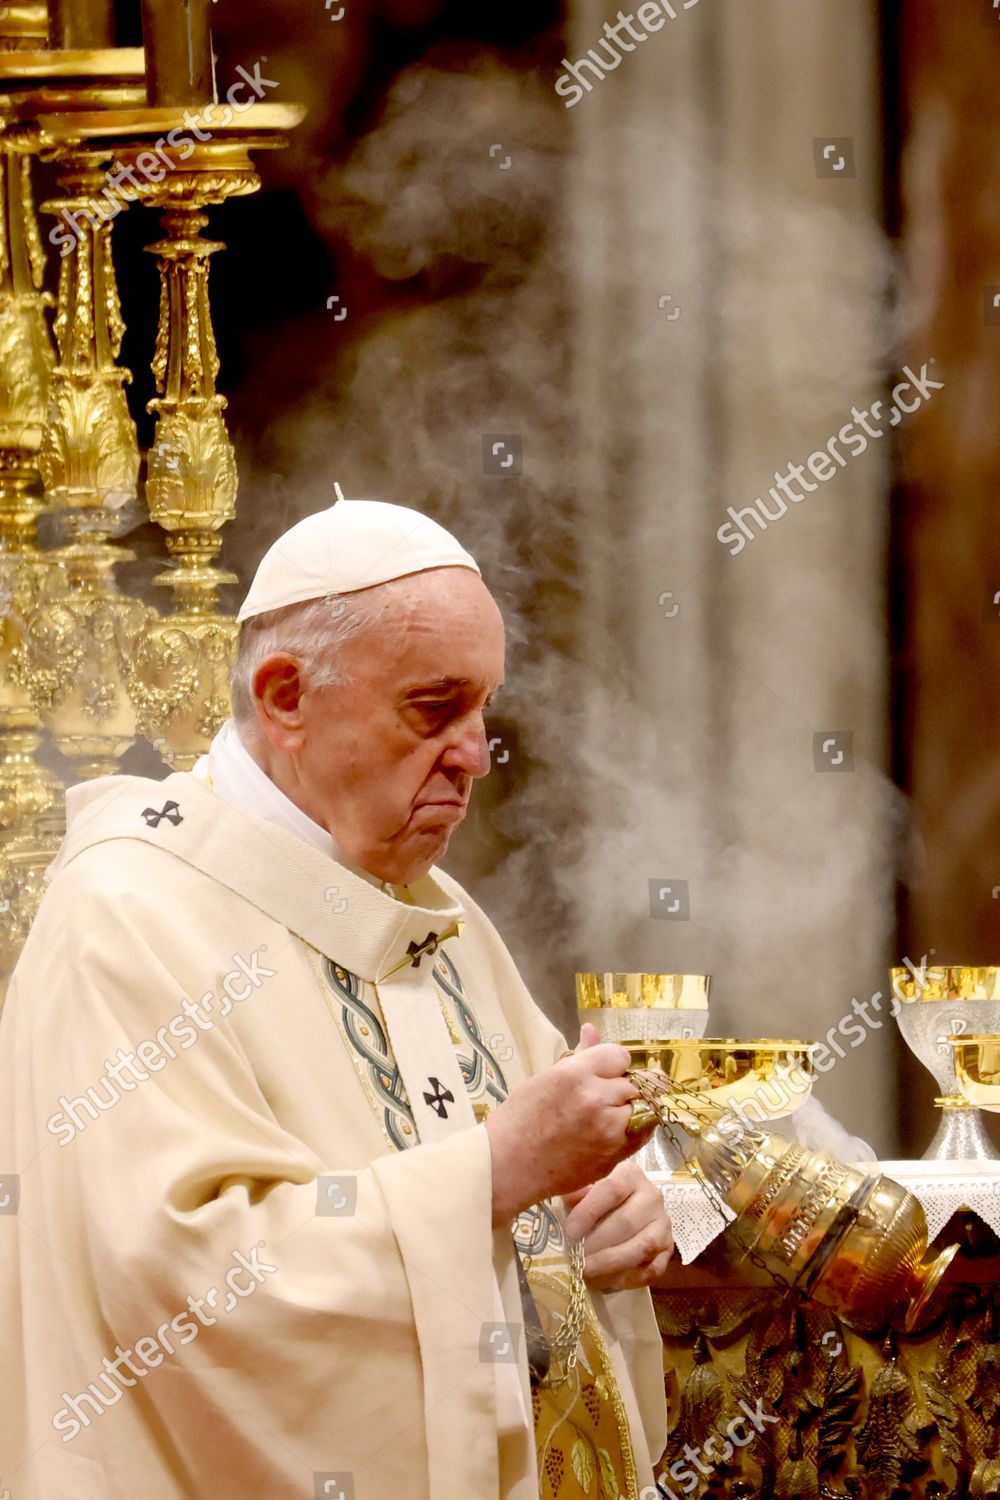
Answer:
xmin=0 ymin=767 xmax=666 ymax=1499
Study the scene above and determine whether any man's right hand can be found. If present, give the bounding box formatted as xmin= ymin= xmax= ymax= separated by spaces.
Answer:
xmin=485 ymin=1024 xmax=653 ymax=1226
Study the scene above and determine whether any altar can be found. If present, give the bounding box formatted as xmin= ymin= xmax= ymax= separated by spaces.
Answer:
xmin=650 ymin=1162 xmax=1000 ymax=1498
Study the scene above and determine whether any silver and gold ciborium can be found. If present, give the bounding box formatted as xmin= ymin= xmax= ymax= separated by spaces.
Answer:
xmin=891 ymin=964 xmax=1000 ymax=1160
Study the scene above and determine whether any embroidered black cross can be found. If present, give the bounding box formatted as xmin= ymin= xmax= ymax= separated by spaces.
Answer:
xmin=423 ymin=1077 xmax=455 ymax=1119
xmin=141 ymin=801 xmax=183 ymax=828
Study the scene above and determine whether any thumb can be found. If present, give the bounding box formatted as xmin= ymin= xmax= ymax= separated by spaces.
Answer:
xmin=576 ymin=1022 xmax=602 ymax=1052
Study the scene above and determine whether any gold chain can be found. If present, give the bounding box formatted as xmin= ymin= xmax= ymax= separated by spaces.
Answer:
xmin=627 ymin=1067 xmax=797 ymax=1293
xmin=521 ymin=1203 xmax=590 ymax=1388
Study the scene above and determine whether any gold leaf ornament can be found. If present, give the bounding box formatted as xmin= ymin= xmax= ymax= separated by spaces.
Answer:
xmin=971 ymin=1456 xmax=1000 ymax=1498
xmin=597 ymin=1447 xmax=618 ymax=1497
xmin=776 ymin=1455 xmax=820 ymax=1500
xmin=570 ymin=1437 xmax=596 ymax=1493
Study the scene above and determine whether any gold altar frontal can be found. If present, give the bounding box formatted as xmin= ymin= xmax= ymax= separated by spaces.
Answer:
xmin=651 ymin=1208 xmax=1000 ymax=1498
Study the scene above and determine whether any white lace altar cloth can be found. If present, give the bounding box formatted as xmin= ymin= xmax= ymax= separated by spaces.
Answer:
xmin=876 ymin=1159 xmax=1000 ymax=1241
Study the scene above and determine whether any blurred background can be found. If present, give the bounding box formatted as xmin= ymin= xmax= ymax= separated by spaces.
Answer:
xmin=95 ymin=0 xmax=1000 ymax=1158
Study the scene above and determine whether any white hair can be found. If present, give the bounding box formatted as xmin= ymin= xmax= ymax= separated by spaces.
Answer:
xmin=228 ymin=592 xmax=382 ymax=735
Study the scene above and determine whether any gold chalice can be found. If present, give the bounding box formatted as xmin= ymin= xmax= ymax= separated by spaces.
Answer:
xmin=621 ymin=1037 xmax=816 ymax=1134
xmin=576 ymin=971 xmax=710 ymax=1042
xmin=948 ymin=1034 xmax=1000 ymax=1112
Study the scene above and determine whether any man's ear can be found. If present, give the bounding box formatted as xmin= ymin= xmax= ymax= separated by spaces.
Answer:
xmin=252 ymin=653 xmax=307 ymax=751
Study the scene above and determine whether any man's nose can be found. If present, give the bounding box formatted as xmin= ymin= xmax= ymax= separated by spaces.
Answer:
xmin=442 ymin=720 xmax=491 ymax=778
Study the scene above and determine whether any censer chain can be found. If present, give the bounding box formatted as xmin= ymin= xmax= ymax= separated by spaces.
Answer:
xmin=626 ymin=1068 xmax=798 ymax=1295
xmin=521 ymin=1208 xmax=589 ymax=1388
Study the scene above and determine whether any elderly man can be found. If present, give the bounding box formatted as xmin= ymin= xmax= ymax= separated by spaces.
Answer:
xmin=0 ymin=500 xmax=672 ymax=1500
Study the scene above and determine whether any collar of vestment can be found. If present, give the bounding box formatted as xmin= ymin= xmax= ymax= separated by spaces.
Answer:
xmin=45 ymin=769 xmax=466 ymax=984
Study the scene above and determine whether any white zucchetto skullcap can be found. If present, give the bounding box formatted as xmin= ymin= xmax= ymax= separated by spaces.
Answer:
xmin=236 ymin=499 xmax=481 ymax=623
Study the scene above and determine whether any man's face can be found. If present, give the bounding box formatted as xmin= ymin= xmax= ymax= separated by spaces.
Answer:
xmin=252 ymin=568 xmax=506 ymax=885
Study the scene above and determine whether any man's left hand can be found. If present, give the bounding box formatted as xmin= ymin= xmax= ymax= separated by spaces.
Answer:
xmin=562 ymin=1160 xmax=675 ymax=1291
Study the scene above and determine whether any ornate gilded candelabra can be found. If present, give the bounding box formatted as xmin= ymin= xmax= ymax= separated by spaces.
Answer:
xmin=0 ymin=10 xmax=59 ymax=868
xmin=0 ymin=2 xmax=304 ymax=997
xmin=31 ymin=62 xmax=148 ymax=782
xmin=37 ymin=98 xmax=302 ymax=765
xmin=0 ymin=122 xmax=58 ymax=841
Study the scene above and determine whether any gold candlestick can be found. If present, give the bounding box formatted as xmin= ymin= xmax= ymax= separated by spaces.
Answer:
xmin=39 ymin=100 xmax=304 ymax=766
xmin=0 ymin=7 xmax=48 ymax=54
xmin=0 ymin=41 xmax=65 ymax=868
xmin=0 ymin=110 xmax=55 ymax=557
xmin=0 ymin=42 xmax=305 ymax=995
xmin=6 ymin=54 xmax=151 ymax=782
xmin=139 ymin=0 xmax=212 ymax=108
xmin=0 ymin=39 xmax=146 ymax=1001
xmin=47 ymin=0 xmax=115 ymax=51
xmin=38 ymin=139 xmax=141 ymax=522
xmin=24 ymin=122 xmax=147 ymax=774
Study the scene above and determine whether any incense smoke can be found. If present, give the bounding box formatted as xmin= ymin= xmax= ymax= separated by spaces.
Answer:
xmin=222 ymin=38 xmax=915 ymax=1153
